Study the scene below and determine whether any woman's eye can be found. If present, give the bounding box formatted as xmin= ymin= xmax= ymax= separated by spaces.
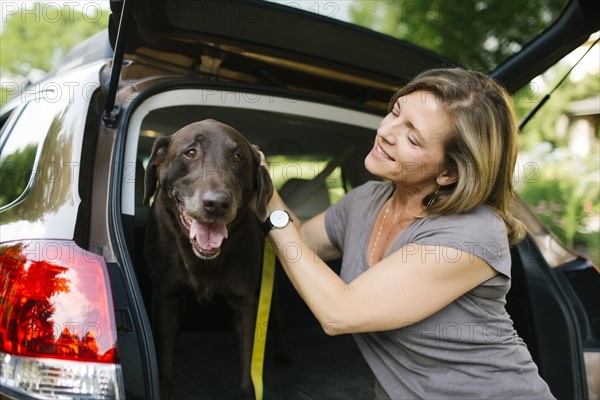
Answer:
xmin=184 ymin=148 xmax=197 ymax=159
xmin=408 ymin=135 xmax=419 ymax=146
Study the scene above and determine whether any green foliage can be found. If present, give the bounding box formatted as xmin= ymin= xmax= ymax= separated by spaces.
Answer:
xmin=0 ymin=2 xmax=109 ymax=77
xmin=516 ymin=147 xmax=600 ymax=265
xmin=514 ymin=67 xmax=599 ymax=266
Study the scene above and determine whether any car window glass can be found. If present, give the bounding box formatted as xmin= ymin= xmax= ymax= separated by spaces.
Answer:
xmin=267 ymin=155 xmax=345 ymax=203
xmin=0 ymin=102 xmax=55 ymax=208
xmin=267 ymin=155 xmax=347 ymax=221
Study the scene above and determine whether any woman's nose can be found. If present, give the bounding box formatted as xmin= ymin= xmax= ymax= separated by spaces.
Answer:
xmin=377 ymin=120 xmax=396 ymax=144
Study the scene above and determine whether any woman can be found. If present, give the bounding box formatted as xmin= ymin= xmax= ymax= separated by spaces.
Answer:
xmin=259 ymin=68 xmax=555 ymax=399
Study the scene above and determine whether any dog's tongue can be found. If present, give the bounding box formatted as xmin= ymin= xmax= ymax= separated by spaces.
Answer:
xmin=189 ymin=219 xmax=228 ymax=251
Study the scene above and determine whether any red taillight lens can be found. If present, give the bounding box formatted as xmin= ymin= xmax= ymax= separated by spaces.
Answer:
xmin=0 ymin=240 xmax=124 ymax=399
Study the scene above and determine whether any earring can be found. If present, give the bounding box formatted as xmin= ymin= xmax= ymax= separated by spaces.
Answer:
xmin=426 ymin=185 xmax=440 ymax=208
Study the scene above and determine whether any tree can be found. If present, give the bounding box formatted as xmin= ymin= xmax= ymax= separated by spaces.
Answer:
xmin=348 ymin=0 xmax=567 ymax=72
xmin=0 ymin=2 xmax=109 ymax=78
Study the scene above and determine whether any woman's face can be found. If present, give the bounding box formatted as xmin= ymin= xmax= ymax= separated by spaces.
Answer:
xmin=365 ymin=90 xmax=452 ymax=187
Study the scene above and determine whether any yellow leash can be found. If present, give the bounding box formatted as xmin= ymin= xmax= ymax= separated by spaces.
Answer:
xmin=251 ymin=239 xmax=276 ymax=400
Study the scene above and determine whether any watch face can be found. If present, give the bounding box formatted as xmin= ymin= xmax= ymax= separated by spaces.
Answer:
xmin=270 ymin=210 xmax=289 ymax=228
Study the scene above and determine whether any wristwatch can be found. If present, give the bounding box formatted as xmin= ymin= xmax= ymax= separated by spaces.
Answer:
xmin=262 ymin=210 xmax=292 ymax=235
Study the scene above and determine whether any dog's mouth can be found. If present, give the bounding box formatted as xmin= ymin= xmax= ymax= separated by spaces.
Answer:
xmin=178 ymin=202 xmax=228 ymax=260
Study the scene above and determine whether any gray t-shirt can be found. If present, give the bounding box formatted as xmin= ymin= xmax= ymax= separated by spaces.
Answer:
xmin=325 ymin=181 xmax=555 ymax=400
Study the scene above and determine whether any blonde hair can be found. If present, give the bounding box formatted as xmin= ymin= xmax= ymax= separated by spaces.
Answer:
xmin=391 ymin=68 xmax=525 ymax=245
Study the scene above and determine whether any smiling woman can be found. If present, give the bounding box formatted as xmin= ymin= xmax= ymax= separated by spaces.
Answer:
xmin=260 ymin=68 xmax=553 ymax=399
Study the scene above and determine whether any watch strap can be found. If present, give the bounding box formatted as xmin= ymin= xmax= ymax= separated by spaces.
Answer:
xmin=261 ymin=218 xmax=275 ymax=235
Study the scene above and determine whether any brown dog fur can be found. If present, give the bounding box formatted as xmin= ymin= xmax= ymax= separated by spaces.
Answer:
xmin=143 ymin=119 xmax=274 ymax=399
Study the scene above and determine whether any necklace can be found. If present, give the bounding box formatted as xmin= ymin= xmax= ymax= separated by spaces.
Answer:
xmin=369 ymin=200 xmax=415 ymax=266
xmin=369 ymin=201 xmax=390 ymax=267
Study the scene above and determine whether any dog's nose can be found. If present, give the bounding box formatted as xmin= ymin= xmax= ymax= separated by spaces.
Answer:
xmin=202 ymin=190 xmax=232 ymax=214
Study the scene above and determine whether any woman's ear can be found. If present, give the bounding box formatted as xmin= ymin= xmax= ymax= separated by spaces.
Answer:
xmin=436 ymin=167 xmax=459 ymax=187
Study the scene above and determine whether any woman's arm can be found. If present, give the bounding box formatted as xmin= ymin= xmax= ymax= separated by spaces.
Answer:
xmin=260 ymin=151 xmax=497 ymax=335
xmin=264 ymin=181 xmax=341 ymax=261
xmin=267 ymin=219 xmax=497 ymax=335
xmin=299 ymin=213 xmax=342 ymax=262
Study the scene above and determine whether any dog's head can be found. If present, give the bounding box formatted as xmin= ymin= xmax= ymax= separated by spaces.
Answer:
xmin=143 ymin=119 xmax=273 ymax=260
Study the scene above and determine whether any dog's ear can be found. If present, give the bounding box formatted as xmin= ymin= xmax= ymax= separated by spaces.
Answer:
xmin=144 ymin=135 xmax=172 ymax=205
xmin=251 ymin=145 xmax=274 ymax=221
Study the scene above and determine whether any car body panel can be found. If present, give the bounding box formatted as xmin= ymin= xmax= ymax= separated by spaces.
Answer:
xmin=0 ymin=63 xmax=104 ymax=242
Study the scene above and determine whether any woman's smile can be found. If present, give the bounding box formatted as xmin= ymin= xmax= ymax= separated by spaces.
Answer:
xmin=373 ymin=142 xmax=395 ymax=162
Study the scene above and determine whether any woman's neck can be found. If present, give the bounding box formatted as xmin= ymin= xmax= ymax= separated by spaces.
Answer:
xmin=388 ymin=184 xmax=428 ymax=220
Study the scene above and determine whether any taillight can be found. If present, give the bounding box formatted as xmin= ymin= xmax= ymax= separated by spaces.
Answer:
xmin=0 ymin=240 xmax=124 ymax=399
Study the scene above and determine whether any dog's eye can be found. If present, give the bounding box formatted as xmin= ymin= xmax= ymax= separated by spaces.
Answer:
xmin=232 ymin=153 xmax=243 ymax=163
xmin=183 ymin=148 xmax=198 ymax=159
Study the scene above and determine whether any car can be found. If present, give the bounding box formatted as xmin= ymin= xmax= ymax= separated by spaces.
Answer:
xmin=1 ymin=0 xmax=598 ymax=399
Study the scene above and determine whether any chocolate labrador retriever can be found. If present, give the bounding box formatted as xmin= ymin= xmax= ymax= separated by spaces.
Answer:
xmin=143 ymin=119 xmax=274 ymax=399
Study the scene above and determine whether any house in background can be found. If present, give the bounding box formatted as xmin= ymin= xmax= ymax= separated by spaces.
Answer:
xmin=567 ymin=94 xmax=600 ymax=157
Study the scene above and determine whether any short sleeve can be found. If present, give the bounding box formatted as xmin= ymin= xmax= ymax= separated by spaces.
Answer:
xmin=410 ymin=207 xmax=512 ymax=278
xmin=325 ymin=183 xmax=364 ymax=249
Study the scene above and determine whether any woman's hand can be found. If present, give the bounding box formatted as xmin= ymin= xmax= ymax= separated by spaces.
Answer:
xmin=251 ymin=148 xmax=300 ymax=226
xmin=256 ymin=148 xmax=269 ymax=169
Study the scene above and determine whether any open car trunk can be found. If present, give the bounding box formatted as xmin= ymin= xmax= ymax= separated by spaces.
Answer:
xmin=103 ymin=0 xmax=600 ymax=398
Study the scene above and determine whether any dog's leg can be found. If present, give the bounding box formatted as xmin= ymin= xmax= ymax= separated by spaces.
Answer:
xmin=152 ymin=290 xmax=182 ymax=400
xmin=228 ymin=295 xmax=258 ymax=400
